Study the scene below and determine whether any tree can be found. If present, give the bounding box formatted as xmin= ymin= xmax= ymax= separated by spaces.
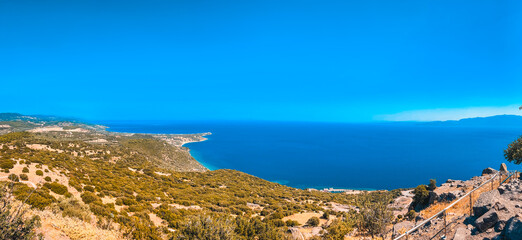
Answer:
xmin=505 ymin=136 xmax=522 ymax=164
xmin=358 ymin=194 xmax=394 ymax=238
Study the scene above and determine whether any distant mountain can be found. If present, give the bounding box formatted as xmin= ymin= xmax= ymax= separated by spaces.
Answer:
xmin=0 ymin=113 xmax=78 ymax=123
xmin=427 ymin=115 xmax=522 ymax=127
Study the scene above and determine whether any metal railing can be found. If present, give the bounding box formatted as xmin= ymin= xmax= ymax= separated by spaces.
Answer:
xmin=393 ymin=170 xmax=519 ymax=240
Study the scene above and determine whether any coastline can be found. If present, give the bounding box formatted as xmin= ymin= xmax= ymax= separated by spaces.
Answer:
xmin=101 ymin=124 xmax=213 ymax=171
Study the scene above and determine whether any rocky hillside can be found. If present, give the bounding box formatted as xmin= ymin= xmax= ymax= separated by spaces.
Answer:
xmin=390 ymin=165 xmax=522 ymax=240
xmin=450 ymin=176 xmax=522 ymax=240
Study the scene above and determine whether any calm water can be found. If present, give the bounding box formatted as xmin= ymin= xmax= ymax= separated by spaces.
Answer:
xmin=101 ymin=121 xmax=522 ymax=190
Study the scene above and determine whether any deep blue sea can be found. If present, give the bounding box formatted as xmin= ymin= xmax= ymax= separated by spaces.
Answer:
xmin=100 ymin=120 xmax=522 ymax=190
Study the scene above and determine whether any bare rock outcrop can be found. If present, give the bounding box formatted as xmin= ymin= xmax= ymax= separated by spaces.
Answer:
xmin=473 ymin=189 xmax=500 ymax=218
xmin=482 ymin=167 xmax=498 ymax=176
xmin=452 ymin=227 xmax=469 ymax=240
xmin=504 ymin=217 xmax=522 ymax=240
xmin=474 ymin=209 xmax=499 ymax=232
xmin=500 ymin=163 xmax=508 ymax=173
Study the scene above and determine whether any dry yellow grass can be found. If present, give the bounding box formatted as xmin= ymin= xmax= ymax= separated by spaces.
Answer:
xmin=33 ymin=209 xmax=124 ymax=240
xmin=282 ymin=212 xmax=326 ymax=226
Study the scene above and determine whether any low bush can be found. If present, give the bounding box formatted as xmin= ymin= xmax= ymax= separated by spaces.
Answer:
xmin=19 ymin=174 xmax=28 ymax=181
xmin=83 ymin=186 xmax=95 ymax=192
xmin=121 ymin=197 xmax=137 ymax=206
xmin=44 ymin=182 xmax=68 ymax=195
xmin=35 ymin=170 xmax=43 ymax=176
xmin=412 ymin=185 xmax=429 ymax=208
xmin=286 ymin=220 xmax=299 ymax=227
xmin=406 ymin=210 xmax=416 ymax=220
xmin=22 ymin=167 xmax=29 ymax=173
xmin=0 ymin=159 xmax=14 ymax=170
xmin=57 ymin=198 xmax=91 ymax=221
xmin=307 ymin=217 xmax=320 ymax=227
xmin=81 ymin=192 xmax=101 ymax=204
xmin=44 ymin=176 xmax=51 ymax=182
xmin=8 ymin=174 xmax=19 ymax=182
xmin=12 ymin=184 xmax=56 ymax=210
xmin=0 ymin=185 xmax=41 ymax=239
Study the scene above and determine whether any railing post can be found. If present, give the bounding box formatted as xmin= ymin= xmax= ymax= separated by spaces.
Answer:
xmin=469 ymin=192 xmax=473 ymax=216
xmin=444 ymin=211 xmax=448 ymax=238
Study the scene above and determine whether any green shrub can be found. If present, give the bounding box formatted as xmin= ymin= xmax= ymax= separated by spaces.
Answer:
xmin=177 ymin=214 xmax=236 ymax=239
xmin=8 ymin=174 xmax=19 ymax=182
xmin=57 ymin=198 xmax=91 ymax=221
xmin=44 ymin=182 xmax=68 ymax=195
xmin=272 ymin=219 xmax=285 ymax=227
xmin=83 ymin=185 xmax=95 ymax=192
xmin=12 ymin=184 xmax=56 ymax=210
xmin=0 ymin=185 xmax=41 ymax=239
xmin=44 ymin=169 xmax=49 ymax=173
xmin=89 ymin=203 xmax=112 ymax=217
xmin=22 ymin=167 xmax=29 ymax=173
xmin=0 ymin=159 xmax=14 ymax=170
xmin=322 ymin=211 xmax=329 ymax=219
xmin=306 ymin=217 xmax=320 ymax=227
xmin=286 ymin=220 xmax=299 ymax=227
xmin=19 ymin=174 xmax=28 ymax=181
xmin=3 ymin=169 xmax=8 ymax=173
xmin=412 ymin=185 xmax=429 ymax=207
xmin=323 ymin=219 xmax=353 ymax=240
xmin=44 ymin=176 xmax=51 ymax=182
xmin=35 ymin=170 xmax=43 ymax=176
xmin=121 ymin=197 xmax=137 ymax=206
xmin=81 ymin=192 xmax=101 ymax=204
xmin=406 ymin=210 xmax=416 ymax=220
xmin=269 ymin=211 xmax=283 ymax=220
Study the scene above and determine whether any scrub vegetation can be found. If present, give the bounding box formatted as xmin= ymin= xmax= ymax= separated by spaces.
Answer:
xmin=0 ymin=115 xmax=399 ymax=239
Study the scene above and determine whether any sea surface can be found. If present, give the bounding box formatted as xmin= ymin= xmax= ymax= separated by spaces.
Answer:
xmin=100 ymin=120 xmax=522 ymax=190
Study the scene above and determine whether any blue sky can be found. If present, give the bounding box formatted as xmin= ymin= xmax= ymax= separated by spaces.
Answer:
xmin=1 ymin=0 xmax=521 ymax=122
